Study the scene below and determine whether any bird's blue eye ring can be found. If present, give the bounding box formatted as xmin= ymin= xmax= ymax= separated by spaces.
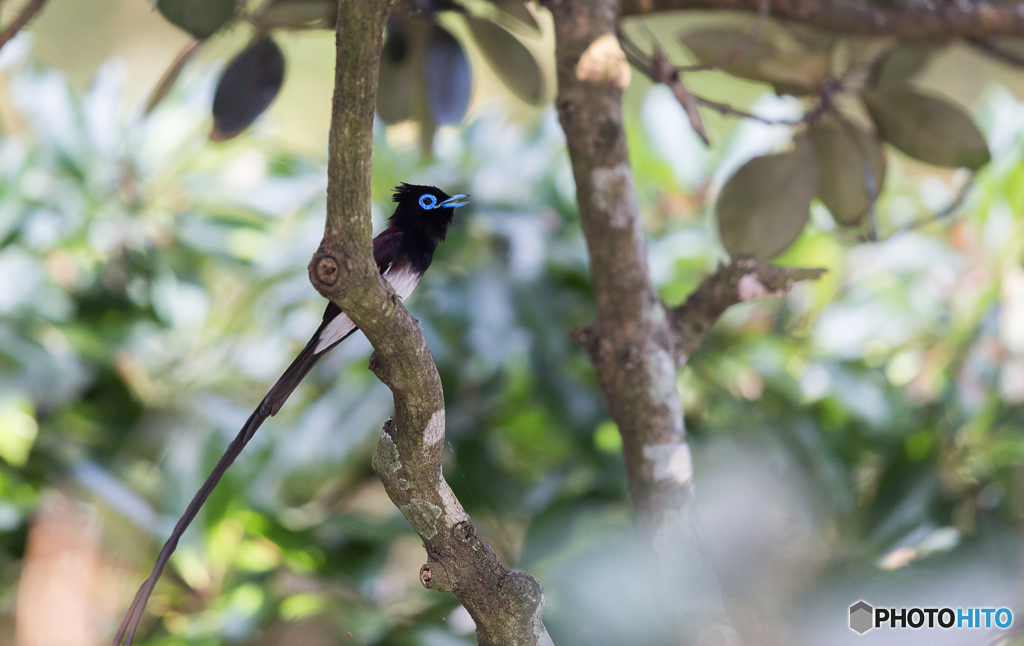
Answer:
xmin=419 ymin=194 xmax=438 ymax=210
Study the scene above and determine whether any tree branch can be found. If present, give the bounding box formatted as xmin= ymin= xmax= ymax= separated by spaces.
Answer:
xmin=967 ymin=36 xmax=1024 ymax=66
xmin=547 ymin=1 xmax=738 ymax=644
xmin=620 ymin=0 xmax=1024 ymax=40
xmin=309 ymin=2 xmax=550 ymax=644
xmin=669 ymin=258 xmax=826 ymax=361
xmin=0 ymin=0 xmax=48 ymax=51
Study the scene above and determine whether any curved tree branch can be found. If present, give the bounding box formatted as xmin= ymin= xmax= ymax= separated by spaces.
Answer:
xmin=669 ymin=259 xmax=825 ymax=361
xmin=620 ymin=0 xmax=1024 ymax=40
xmin=308 ymin=2 xmax=550 ymax=644
xmin=0 ymin=0 xmax=49 ymax=51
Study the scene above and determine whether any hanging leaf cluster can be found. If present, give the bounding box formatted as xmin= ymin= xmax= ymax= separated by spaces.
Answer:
xmin=149 ymin=0 xmax=548 ymax=142
xmin=679 ymin=28 xmax=993 ymax=259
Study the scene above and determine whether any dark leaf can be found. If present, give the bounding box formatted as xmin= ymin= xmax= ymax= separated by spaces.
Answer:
xmin=466 ymin=16 xmax=545 ymax=104
xmin=810 ymin=115 xmax=886 ymax=226
xmin=717 ymin=136 xmax=817 ymax=259
xmin=145 ymin=39 xmax=202 ymax=115
xmin=680 ymin=26 xmax=829 ymax=94
xmin=861 ymin=87 xmax=991 ymax=170
xmin=377 ymin=20 xmax=418 ymax=124
xmin=872 ymin=46 xmax=934 ymax=88
xmin=423 ymin=26 xmax=472 ymax=125
xmin=157 ymin=0 xmax=238 ymax=39
xmin=211 ymin=36 xmax=286 ymax=141
xmin=258 ymin=0 xmax=337 ymax=29
xmin=784 ymin=23 xmax=837 ymax=52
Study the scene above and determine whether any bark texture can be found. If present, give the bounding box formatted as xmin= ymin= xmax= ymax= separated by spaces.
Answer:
xmin=620 ymin=0 xmax=1024 ymax=40
xmin=548 ymin=1 xmax=740 ymax=644
xmin=309 ymin=2 xmax=550 ymax=644
xmin=548 ymin=2 xmax=826 ymax=644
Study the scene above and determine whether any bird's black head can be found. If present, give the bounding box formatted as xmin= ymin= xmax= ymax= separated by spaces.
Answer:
xmin=388 ymin=183 xmax=468 ymax=246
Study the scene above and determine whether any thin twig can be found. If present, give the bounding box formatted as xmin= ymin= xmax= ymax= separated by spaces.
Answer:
xmin=906 ymin=175 xmax=976 ymax=231
xmin=856 ymin=174 xmax=976 ymax=243
xmin=650 ymin=43 xmax=710 ymax=143
xmin=0 ymin=0 xmax=48 ymax=51
xmin=621 ymin=22 xmax=833 ymax=127
xmin=144 ymin=39 xmax=202 ymax=115
xmin=691 ymin=93 xmax=805 ymax=125
xmin=967 ymin=36 xmax=1024 ymax=67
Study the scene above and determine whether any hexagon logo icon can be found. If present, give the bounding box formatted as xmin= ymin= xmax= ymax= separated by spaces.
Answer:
xmin=850 ymin=601 xmax=874 ymax=634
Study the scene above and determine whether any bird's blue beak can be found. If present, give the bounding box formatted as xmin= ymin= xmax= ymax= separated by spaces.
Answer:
xmin=440 ymin=194 xmax=469 ymax=208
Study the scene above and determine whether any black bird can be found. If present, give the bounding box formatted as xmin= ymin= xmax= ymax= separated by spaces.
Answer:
xmin=113 ymin=183 xmax=468 ymax=646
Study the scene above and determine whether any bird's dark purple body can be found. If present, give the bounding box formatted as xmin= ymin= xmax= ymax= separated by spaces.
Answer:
xmin=113 ymin=184 xmax=467 ymax=646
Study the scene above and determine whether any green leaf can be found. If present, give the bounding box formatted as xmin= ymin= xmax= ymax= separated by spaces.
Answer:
xmin=810 ymin=115 xmax=886 ymax=226
xmin=157 ymin=0 xmax=238 ymax=39
xmin=680 ymin=26 xmax=829 ymax=94
xmin=861 ymin=87 xmax=991 ymax=170
xmin=258 ymin=0 xmax=337 ymax=29
xmin=717 ymin=136 xmax=817 ymax=260
xmin=872 ymin=46 xmax=934 ymax=88
xmin=466 ymin=16 xmax=545 ymax=104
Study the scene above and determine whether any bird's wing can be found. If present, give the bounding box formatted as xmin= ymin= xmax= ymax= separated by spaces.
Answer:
xmin=311 ymin=227 xmax=403 ymax=353
xmin=373 ymin=225 xmax=404 ymax=274
xmin=373 ymin=226 xmax=420 ymax=299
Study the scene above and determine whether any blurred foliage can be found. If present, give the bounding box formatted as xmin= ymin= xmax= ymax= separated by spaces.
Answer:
xmin=148 ymin=0 xmax=549 ymax=148
xmin=1 ymin=14 xmax=1024 ymax=646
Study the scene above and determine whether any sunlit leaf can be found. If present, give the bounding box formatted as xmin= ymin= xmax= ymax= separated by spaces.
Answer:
xmin=466 ymin=16 xmax=545 ymax=104
xmin=157 ymin=0 xmax=238 ymax=39
xmin=258 ymin=0 xmax=337 ymax=29
xmin=717 ymin=136 xmax=817 ymax=259
xmin=424 ymin=26 xmax=471 ymax=125
xmin=810 ymin=114 xmax=886 ymax=226
xmin=861 ymin=87 xmax=991 ymax=170
xmin=211 ymin=36 xmax=286 ymax=141
xmin=680 ymin=26 xmax=829 ymax=94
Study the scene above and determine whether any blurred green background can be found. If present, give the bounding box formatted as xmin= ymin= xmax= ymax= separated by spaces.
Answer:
xmin=3 ymin=2 xmax=1024 ymax=645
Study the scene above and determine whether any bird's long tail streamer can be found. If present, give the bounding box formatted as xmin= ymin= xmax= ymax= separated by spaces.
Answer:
xmin=112 ymin=325 xmax=350 ymax=646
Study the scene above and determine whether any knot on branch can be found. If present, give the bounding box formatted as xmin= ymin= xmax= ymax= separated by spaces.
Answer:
xmin=570 ymin=324 xmax=600 ymax=357
xmin=420 ymin=560 xmax=455 ymax=592
xmin=500 ymin=570 xmax=544 ymax=612
xmin=670 ymin=258 xmax=826 ymax=360
xmin=371 ymin=423 xmax=402 ymax=477
xmin=313 ymin=254 xmax=339 ymax=287
xmin=452 ymin=520 xmax=479 ymax=546
xmin=368 ymin=350 xmax=383 ymax=379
